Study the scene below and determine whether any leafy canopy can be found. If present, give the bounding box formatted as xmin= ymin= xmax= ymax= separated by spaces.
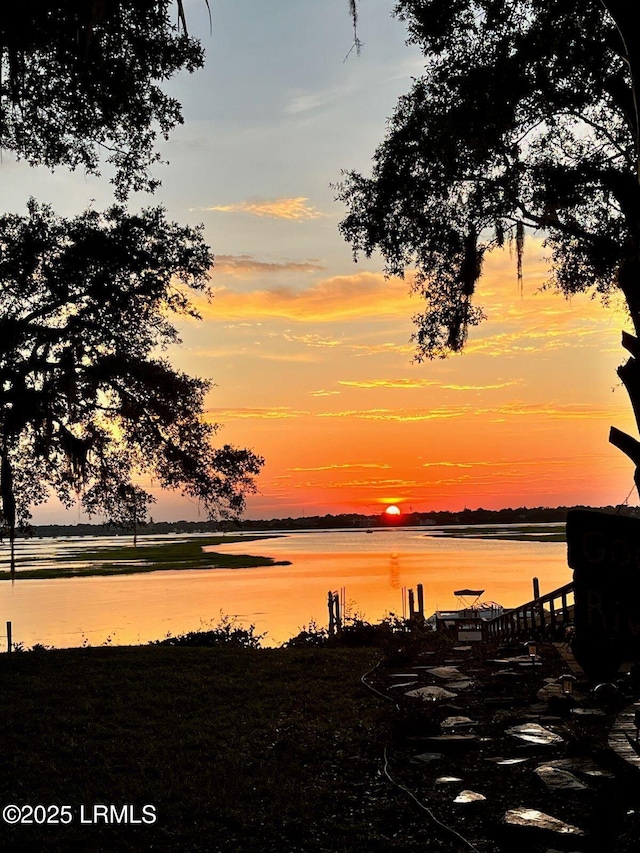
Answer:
xmin=0 ymin=202 xmax=263 ymax=558
xmin=0 ymin=1 xmax=204 ymax=198
xmin=338 ymin=0 xmax=637 ymax=358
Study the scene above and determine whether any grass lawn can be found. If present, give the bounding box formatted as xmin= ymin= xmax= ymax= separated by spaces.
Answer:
xmin=0 ymin=644 xmax=412 ymax=852
xmin=1 ymin=536 xmax=290 ymax=581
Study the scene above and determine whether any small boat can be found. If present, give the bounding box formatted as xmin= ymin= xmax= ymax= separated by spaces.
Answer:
xmin=429 ymin=589 xmax=504 ymax=641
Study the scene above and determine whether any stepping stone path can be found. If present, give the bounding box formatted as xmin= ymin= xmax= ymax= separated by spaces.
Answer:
xmin=503 ymin=807 xmax=585 ymax=836
xmin=381 ymin=641 xmax=637 ymax=847
xmin=534 ymin=765 xmax=587 ymax=791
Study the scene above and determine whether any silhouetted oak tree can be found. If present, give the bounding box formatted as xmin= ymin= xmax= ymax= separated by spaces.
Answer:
xmin=0 ymin=202 xmax=263 ymax=571
xmin=0 ymin=1 xmax=204 ymax=198
xmin=338 ymin=1 xmax=640 ymax=489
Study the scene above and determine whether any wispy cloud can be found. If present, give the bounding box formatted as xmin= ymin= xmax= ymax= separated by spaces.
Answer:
xmin=313 ymin=401 xmax=617 ymax=423
xmin=289 ymin=463 xmax=392 ymax=472
xmin=309 ymin=389 xmax=341 ymax=397
xmin=317 ymin=407 xmax=471 ymax=422
xmin=491 ymin=401 xmax=616 ymax=420
xmin=292 ymin=477 xmax=423 ymax=490
xmin=284 ymin=333 xmax=344 ymax=348
xmin=338 ymin=378 xmax=437 ymax=390
xmin=421 ymin=456 xmax=602 ymax=469
xmin=443 ymin=381 xmax=521 ymax=391
xmin=196 ymin=347 xmax=318 ymax=363
xmin=214 ymin=254 xmax=325 ymax=277
xmin=205 ymin=407 xmax=307 ymax=420
xmin=195 ymin=197 xmax=326 ymax=221
xmin=336 ymin=378 xmax=520 ymax=391
xmin=285 ymin=90 xmax=338 ymax=115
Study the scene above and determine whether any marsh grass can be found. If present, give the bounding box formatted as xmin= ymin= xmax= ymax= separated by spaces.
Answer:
xmin=0 ymin=535 xmax=290 ymax=581
xmin=433 ymin=524 xmax=566 ymax=542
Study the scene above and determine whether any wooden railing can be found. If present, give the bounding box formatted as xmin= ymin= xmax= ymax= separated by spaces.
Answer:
xmin=484 ymin=581 xmax=574 ymax=641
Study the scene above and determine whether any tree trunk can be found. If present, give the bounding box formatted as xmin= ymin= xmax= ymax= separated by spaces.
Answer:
xmin=0 ymin=449 xmax=16 ymax=578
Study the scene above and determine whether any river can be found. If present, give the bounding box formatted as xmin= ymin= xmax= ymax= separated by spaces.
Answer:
xmin=0 ymin=526 xmax=569 ymax=649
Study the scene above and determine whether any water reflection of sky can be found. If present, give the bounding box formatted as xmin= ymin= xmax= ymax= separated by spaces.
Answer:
xmin=0 ymin=527 xmax=569 ymax=650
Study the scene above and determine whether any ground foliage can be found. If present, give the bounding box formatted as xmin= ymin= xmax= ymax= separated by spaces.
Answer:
xmin=1 ymin=636 xmax=638 ymax=851
xmin=339 ymin=1 xmax=640 ymax=357
xmin=0 ymin=202 xmax=263 ymax=569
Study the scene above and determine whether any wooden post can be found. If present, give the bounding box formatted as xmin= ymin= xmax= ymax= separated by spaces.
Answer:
xmin=549 ymin=598 xmax=557 ymax=633
xmin=533 ymin=577 xmax=540 ymax=600
xmin=416 ymin=583 xmax=425 ymax=622
xmin=6 ymin=621 xmax=11 ymax=653
xmin=408 ymin=588 xmax=415 ymax=622
xmin=334 ymin=592 xmax=342 ymax=634
xmin=562 ymin=590 xmax=569 ymax=624
xmin=327 ymin=591 xmax=335 ymax=636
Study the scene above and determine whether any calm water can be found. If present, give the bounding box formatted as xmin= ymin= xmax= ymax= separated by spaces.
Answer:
xmin=0 ymin=527 xmax=569 ymax=649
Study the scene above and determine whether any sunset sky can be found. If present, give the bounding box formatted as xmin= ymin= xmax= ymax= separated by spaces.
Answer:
xmin=2 ymin=1 xmax=637 ymax=522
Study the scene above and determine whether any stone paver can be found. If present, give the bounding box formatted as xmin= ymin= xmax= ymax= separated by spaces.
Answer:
xmin=454 ymin=789 xmax=486 ymax=803
xmin=506 ymin=723 xmax=564 ymax=745
xmin=503 ymin=807 xmax=585 ymax=835
xmin=534 ymin=765 xmax=587 ymax=791
xmin=405 ymin=685 xmax=457 ymax=701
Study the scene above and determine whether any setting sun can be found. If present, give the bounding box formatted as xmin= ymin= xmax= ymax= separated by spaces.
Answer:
xmin=385 ymin=505 xmax=401 ymax=516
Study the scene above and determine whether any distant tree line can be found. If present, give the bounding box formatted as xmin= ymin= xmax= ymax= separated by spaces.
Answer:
xmin=25 ymin=505 xmax=633 ymax=538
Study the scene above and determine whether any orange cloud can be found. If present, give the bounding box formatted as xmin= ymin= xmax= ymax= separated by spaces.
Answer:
xmin=199 ymin=272 xmax=414 ymax=322
xmin=197 ymin=197 xmax=326 ymax=221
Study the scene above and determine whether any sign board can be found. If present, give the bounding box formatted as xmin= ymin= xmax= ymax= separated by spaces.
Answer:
xmin=567 ymin=509 xmax=640 ymax=678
